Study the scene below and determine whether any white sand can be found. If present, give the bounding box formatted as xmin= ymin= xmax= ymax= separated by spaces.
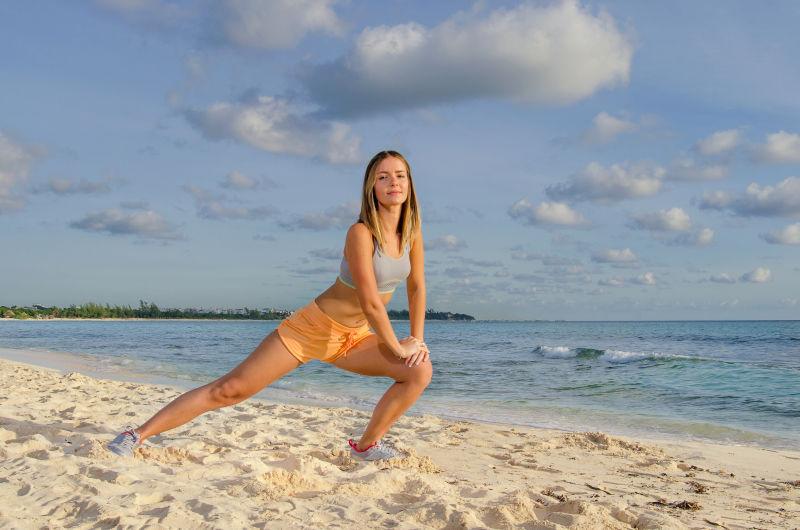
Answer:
xmin=1 ymin=356 xmax=798 ymax=529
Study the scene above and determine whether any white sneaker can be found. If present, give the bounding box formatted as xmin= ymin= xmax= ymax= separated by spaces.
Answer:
xmin=107 ymin=427 xmax=141 ymax=457
xmin=348 ymin=438 xmax=399 ymax=461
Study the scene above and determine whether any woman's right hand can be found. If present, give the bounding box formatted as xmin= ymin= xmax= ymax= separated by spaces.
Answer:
xmin=395 ymin=336 xmax=426 ymax=359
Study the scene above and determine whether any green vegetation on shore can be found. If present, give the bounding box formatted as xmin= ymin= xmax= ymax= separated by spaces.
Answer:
xmin=1 ymin=302 xmax=474 ymax=321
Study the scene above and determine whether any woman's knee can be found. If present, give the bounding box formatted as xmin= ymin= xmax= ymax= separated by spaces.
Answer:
xmin=404 ymin=359 xmax=433 ymax=388
xmin=208 ymin=377 xmax=250 ymax=406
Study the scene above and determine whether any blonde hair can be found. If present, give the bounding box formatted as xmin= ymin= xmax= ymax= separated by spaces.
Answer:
xmin=359 ymin=150 xmax=421 ymax=253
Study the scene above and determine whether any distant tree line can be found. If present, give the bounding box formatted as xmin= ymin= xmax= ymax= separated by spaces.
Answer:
xmin=0 ymin=301 xmax=290 ymax=320
xmin=1 ymin=302 xmax=474 ymax=321
xmin=388 ymin=309 xmax=474 ymax=321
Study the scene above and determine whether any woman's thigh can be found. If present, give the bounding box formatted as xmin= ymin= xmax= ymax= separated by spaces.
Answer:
xmin=331 ymin=335 xmax=432 ymax=383
xmin=215 ymin=330 xmax=301 ymax=396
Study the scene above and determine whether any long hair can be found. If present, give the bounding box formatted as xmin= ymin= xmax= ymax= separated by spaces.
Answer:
xmin=359 ymin=150 xmax=421 ymax=253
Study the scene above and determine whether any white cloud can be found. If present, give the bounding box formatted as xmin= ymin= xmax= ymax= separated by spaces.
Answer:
xmin=698 ymin=190 xmax=733 ymax=210
xmin=184 ymin=185 xmax=276 ymax=220
xmin=695 ymin=128 xmax=742 ymax=156
xmin=70 ymin=208 xmax=182 ymax=240
xmin=220 ymin=171 xmax=258 ymax=190
xmin=741 ymin=267 xmax=771 ymax=283
xmin=184 ymin=95 xmax=360 ymax=164
xmin=300 ymin=1 xmax=632 ymax=117
xmin=674 ymin=227 xmax=714 ymax=247
xmin=215 ymin=0 xmax=345 ymax=50
xmin=632 ymin=271 xmax=656 ymax=285
xmin=760 ymin=223 xmax=800 ymax=245
xmin=546 ymin=161 xmax=665 ymax=203
xmin=753 ymin=131 xmax=800 ymax=164
xmin=426 ymin=235 xmax=467 ymax=252
xmin=630 ymin=207 xmax=692 ymax=232
xmin=581 ymin=112 xmax=636 ymax=144
xmin=32 ymin=177 xmax=113 ymax=195
xmin=668 ymin=157 xmax=728 ymax=181
xmin=279 ymin=201 xmax=359 ymax=231
xmin=0 ymin=132 xmax=41 ymax=213
xmin=708 ymin=273 xmax=736 ymax=284
xmin=508 ymin=199 xmax=588 ymax=227
xmin=701 ymin=177 xmax=800 ymax=218
xmin=591 ymin=248 xmax=637 ymax=263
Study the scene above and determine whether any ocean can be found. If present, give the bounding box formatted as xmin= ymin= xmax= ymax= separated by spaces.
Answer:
xmin=1 ymin=319 xmax=798 ymax=449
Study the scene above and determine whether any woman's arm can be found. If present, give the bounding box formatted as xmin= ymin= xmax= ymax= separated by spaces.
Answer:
xmin=406 ymin=225 xmax=426 ymax=341
xmin=346 ymin=223 xmax=413 ymax=358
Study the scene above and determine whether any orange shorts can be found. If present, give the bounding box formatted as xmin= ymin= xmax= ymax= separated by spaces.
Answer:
xmin=276 ymin=300 xmax=374 ymax=364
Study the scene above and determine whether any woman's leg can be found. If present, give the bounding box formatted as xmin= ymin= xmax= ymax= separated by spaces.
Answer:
xmin=332 ymin=335 xmax=432 ymax=448
xmin=135 ymin=330 xmax=301 ymax=442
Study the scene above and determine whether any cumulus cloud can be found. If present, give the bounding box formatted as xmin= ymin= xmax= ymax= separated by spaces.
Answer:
xmin=668 ymin=157 xmax=728 ymax=181
xmin=699 ymin=177 xmax=800 ymax=218
xmin=70 ymin=207 xmax=182 ymax=240
xmin=753 ymin=131 xmax=800 ymax=164
xmin=760 ymin=223 xmax=800 ymax=245
xmin=300 ymin=1 xmax=632 ymax=117
xmin=508 ymin=199 xmax=588 ymax=227
xmin=211 ymin=0 xmax=345 ymax=50
xmin=695 ymin=128 xmax=742 ymax=156
xmin=0 ymin=132 xmax=41 ymax=213
xmin=674 ymin=227 xmax=715 ymax=247
xmin=32 ymin=177 xmax=113 ymax=195
xmin=278 ymin=201 xmax=358 ymax=230
xmin=632 ymin=271 xmax=656 ymax=285
xmin=704 ymin=268 xmax=772 ymax=284
xmin=591 ymin=248 xmax=637 ymax=263
xmin=425 ymin=235 xmax=467 ymax=252
xmin=220 ymin=171 xmax=259 ymax=190
xmin=581 ymin=111 xmax=636 ymax=144
xmin=698 ymin=190 xmax=733 ymax=210
xmin=184 ymin=95 xmax=360 ymax=164
xmin=546 ymin=161 xmax=665 ymax=203
xmin=741 ymin=267 xmax=771 ymax=283
xmin=630 ymin=207 xmax=692 ymax=232
xmin=708 ymin=273 xmax=737 ymax=284
xmin=184 ymin=185 xmax=276 ymax=220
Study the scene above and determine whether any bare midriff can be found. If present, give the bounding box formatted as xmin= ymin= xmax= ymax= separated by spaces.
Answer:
xmin=314 ymin=277 xmax=394 ymax=328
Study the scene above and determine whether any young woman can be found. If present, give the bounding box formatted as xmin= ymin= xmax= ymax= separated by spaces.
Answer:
xmin=108 ymin=150 xmax=431 ymax=461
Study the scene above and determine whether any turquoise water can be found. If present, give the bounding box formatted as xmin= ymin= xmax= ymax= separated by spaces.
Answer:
xmin=1 ymin=319 xmax=798 ymax=449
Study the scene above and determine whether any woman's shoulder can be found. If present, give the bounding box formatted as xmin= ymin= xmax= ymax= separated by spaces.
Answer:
xmin=346 ymin=221 xmax=370 ymax=239
xmin=345 ymin=222 xmax=375 ymax=252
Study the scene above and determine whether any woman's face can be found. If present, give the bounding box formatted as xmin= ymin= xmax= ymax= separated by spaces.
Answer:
xmin=373 ymin=156 xmax=409 ymax=209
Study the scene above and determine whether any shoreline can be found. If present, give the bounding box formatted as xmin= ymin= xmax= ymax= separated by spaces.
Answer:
xmin=1 ymin=345 xmax=796 ymax=453
xmin=0 ymin=346 xmax=800 ymax=451
xmin=2 ymin=355 xmax=799 ymax=528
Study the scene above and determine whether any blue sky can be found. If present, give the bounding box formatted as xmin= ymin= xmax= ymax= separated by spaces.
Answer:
xmin=1 ymin=0 xmax=799 ymax=320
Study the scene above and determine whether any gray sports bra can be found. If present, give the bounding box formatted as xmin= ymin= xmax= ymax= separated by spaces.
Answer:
xmin=338 ymin=236 xmax=411 ymax=294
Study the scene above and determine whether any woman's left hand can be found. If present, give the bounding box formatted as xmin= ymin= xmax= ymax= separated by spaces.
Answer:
xmin=404 ymin=340 xmax=429 ymax=367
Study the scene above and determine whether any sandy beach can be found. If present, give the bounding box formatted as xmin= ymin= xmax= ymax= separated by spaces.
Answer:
xmin=1 ymin=356 xmax=798 ymax=529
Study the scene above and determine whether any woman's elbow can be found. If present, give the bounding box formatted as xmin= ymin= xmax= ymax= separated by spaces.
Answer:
xmin=359 ymin=296 xmax=384 ymax=316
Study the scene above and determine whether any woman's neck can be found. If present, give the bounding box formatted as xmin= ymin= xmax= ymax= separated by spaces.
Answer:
xmin=378 ymin=205 xmax=401 ymax=237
